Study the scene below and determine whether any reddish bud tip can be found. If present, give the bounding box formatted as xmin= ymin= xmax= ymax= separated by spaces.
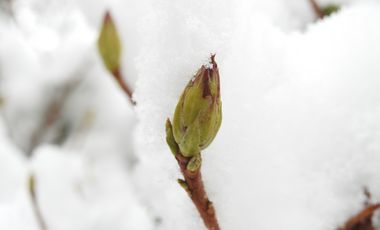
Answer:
xmin=104 ymin=10 xmax=112 ymax=23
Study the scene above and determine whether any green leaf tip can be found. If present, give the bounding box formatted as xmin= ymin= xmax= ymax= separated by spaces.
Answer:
xmin=97 ymin=10 xmax=122 ymax=73
xmin=166 ymin=118 xmax=179 ymax=156
xmin=171 ymin=55 xmax=222 ymax=157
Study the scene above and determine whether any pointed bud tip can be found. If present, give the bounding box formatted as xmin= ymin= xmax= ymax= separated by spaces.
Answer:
xmin=210 ymin=54 xmax=217 ymax=68
xmin=104 ymin=10 xmax=112 ymax=23
xmin=166 ymin=118 xmax=173 ymax=131
xmin=199 ymin=54 xmax=219 ymax=98
xmin=202 ymin=54 xmax=217 ymax=70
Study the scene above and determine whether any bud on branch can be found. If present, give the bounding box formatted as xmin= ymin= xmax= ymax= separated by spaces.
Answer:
xmin=172 ymin=55 xmax=222 ymax=157
xmin=166 ymin=55 xmax=222 ymax=230
xmin=98 ymin=11 xmax=121 ymax=73
xmin=98 ymin=11 xmax=135 ymax=105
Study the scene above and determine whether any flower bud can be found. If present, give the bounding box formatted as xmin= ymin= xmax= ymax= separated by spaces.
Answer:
xmin=171 ymin=55 xmax=222 ymax=157
xmin=97 ymin=11 xmax=121 ymax=73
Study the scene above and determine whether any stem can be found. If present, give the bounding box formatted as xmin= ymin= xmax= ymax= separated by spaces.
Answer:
xmin=309 ymin=0 xmax=324 ymax=19
xmin=28 ymin=98 xmax=62 ymax=156
xmin=27 ymin=78 xmax=81 ymax=156
xmin=29 ymin=175 xmax=48 ymax=230
xmin=175 ymin=153 xmax=220 ymax=230
xmin=339 ymin=204 xmax=380 ymax=230
xmin=112 ymin=68 xmax=136 ymax=105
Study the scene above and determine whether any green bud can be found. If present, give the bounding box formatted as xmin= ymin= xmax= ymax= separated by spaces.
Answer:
xmin=177 ymin=179 xmax=191 ymax=196
xmin=186 ymin=155 xmax=202 ymax=172
xmin=321 ymin=4 xmax=340 ymax=17
xmin=166 ymin=118 xmax=179 ymax=156
xmin=97 ymin=11 xmax=121 ymax=73
xmin=172 ymin=55 xmax=222 ymax=157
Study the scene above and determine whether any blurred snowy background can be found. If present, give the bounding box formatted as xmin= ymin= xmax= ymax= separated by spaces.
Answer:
xmin=1 ymin=0 xmax=380 ymax=229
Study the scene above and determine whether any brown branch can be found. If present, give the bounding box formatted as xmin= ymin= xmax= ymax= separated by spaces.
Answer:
xmin=339 ymin=204 xmax=380 ymax=230
xmin=29 ymin=174 xmax=48 ymax=230
xmin=175 ymin=153 xmax=220 ymax=230
xmin=112 ymin=68 xmax=136 ymax=105
xmin=27 ymin=78 xmax=81 ymax=156
xmin=363 ymin=187 xmax=371 ymax=206
xmin=309 ymin=0 xmax=324 ymax=19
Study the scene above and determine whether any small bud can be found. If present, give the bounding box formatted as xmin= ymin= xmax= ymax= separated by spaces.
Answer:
xmin=172 ymin=55 xmax=222 ymax=157
xmin=166 ymin=118 xmax=179 ymax=156
xmin=186 ymin=155 xmax=202 ymax=172
xmin=177 ymin=179 xmax=191 ymax=196
xmin=97 ymin=11 xmax=121 ymax=73
xmin=321 ymin=4 xmax=339 ymax=17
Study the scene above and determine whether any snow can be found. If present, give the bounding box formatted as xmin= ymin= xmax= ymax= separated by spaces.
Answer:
xmin=0 ymin=0 xmax=149 ymax=229
xmin=134 ymin=0 xmax=380 ymax=229
xmin=1 ymin=0 xmax=380 ymax=229
xmin=29 ymin=146 xmax=153 ymax=230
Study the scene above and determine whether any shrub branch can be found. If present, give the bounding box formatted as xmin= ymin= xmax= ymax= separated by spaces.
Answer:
xmin=175 ymin=153 xmax=220 ymax=230
xmin=29 ymin=174 xmax=48 ymax=230
xmin=112 ymin=68 xmax=135 ymax=105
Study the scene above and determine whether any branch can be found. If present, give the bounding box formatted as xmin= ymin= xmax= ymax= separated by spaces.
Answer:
xmin=309 ymin=0 xmax=340 ymax=20
xmin=1 ymin=0 xmax=15 ymax=19
xmin=175 ymin=153 xmax=220 ymax=230
xmin=339 ymin=204 xmax=380 ymax=230
xmin=27 ymin=78 xmax=81 ymax=156
xmin=112 ymin=68 xmax=135 ymax=105
xmin=339 ymin=189 xmax=380 ymax=230
xmin=29 ymin=174 xmax=48 ymax=230
xmin=98 ymin=11 xmax=136 ymax=106
xmin=165 ymin=55 xmax=222 ymax=230
xmin=309 ymin=0 xmax=324 ymax=19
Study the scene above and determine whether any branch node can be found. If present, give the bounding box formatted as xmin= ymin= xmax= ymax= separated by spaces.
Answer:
xmin=175 ymin=153 xmax=220 ymax=230
xmin=177 ymin=179 xmax=191 ymax=196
